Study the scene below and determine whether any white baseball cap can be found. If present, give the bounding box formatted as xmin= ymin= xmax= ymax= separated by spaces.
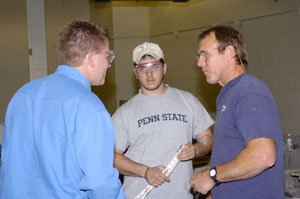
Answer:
xmin=133 ymin=42 xmax=164 ymax=64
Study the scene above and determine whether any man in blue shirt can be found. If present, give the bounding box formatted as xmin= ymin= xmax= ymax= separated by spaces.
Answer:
xmin=0 ymin=20 xmax=124 ymax=199
xmin=190 ymin=26 xmax=284 ymax=199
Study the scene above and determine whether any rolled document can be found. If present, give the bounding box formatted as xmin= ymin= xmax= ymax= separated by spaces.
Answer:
xmin=134 ymin=145 xmax=185 ymax=199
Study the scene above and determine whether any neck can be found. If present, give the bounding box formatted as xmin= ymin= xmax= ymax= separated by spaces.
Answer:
xmin=219 ymin=64 xmax=247 ymax=87
xmin=75 ymin=64 xmax=93 ymax=84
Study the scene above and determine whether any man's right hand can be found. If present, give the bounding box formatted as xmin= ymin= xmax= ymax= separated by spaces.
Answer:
xmin=145 ymin=166 xmax=170 ymax=187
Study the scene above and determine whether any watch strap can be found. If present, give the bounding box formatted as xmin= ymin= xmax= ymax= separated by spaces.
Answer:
xmin=210 ymin=167 xmax=221 ymax=185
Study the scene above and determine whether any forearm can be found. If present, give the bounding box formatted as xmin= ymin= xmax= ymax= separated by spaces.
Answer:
xmin=194 ymin=134 xmax=213 ymax=157
xmin=190 ymin=138 xmax=277 ymax=195
xmin=114 ymin=151 xmax=148 ymax=178
xmin=114 ymin=150 xmax=170 ymax=187
xmin=217 ymin=154 xmax=263 ymax=182
xmin=215 ymin=138 xmax=276 ymax=182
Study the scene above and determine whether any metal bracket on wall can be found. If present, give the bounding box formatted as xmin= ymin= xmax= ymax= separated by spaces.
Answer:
xmin=28 ymin=49 xmax=33 ymax=56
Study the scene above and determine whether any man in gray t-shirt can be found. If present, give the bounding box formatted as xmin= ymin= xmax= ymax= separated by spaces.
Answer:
xmin=113 ymin=42 xmax=214 ymax=199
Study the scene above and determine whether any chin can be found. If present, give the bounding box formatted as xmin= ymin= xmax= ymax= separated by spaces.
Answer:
xmin=206 ymin=78 xmax=217 ymax=85
xmin=146 ymin=83 xmax=161 ymax=90
xmin=93 ymin=80 xmax=105 ymax=86
xmin=142 ymin=85 xmax=158 ymax=91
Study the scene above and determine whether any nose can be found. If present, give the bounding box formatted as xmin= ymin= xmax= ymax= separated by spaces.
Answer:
xmin=197 ymin=56 xmax=205 ymax=68
xmin=145 ymin=68 xmax=153 ymax=76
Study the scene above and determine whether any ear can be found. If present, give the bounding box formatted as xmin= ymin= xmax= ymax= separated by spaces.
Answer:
xmin=86 ymin=52 xmax=95 ymax=68
xmin=163 ymin=63 xmax=167 ymax=75
xmin=133 ymin=67 xmax=139 ymax=79
xmin=225 ymin=45 xmax=236 ymax=60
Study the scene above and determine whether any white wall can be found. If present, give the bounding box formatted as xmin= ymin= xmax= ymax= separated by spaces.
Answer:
xmin=240 ymin=9 xmax=300 ymax=135
xmin=1 ymin=0 xmax=299 ymax=135
xmin=112 ymin=5 xmax=150 ymax=105
xmin=0 ymin=1 xmax=30 ymax=121
xmin=0 ymin=0 xmax=90 ymax=121
xmin=45 ymin=0 xmax=90 ymax=74
xmin=147 ymin=0 xmax=300 ymax=134
xmin=105 ymin=0 xmax=300 ymax=134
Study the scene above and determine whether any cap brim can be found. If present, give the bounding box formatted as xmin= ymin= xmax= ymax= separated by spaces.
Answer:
xmin=134 ymin=52 xmax=161 ymax=63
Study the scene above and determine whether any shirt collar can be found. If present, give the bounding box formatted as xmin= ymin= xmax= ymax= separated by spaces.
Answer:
xmin=55 ymin=65 xmax=91 ymax=91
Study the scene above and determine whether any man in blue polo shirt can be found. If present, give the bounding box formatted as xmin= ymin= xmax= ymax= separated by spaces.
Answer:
xmin=0 ymin=20 xmax=124 ymax=199
xmin=190 ymin=26 xmax=284 ymax=199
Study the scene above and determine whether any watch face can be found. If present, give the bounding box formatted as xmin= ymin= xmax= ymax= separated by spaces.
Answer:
xmin=210 ymin=169 xmax=216 ymax=176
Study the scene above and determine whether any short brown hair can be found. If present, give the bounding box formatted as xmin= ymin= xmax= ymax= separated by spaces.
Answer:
xmin=58 ymin=20 xmax=109 ymax=67
xmin=199 ymin=26 xmax=248 ymax=67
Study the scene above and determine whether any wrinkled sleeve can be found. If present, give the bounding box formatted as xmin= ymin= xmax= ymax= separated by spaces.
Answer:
xmin=75 ymin=110 xmax=125 ymax=199
xmin=235 ymin=94 xmax=279 ymax=144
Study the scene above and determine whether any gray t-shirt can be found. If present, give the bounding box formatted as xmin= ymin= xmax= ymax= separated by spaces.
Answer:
xmin=113 ymin=86 xmax=214 ymax=199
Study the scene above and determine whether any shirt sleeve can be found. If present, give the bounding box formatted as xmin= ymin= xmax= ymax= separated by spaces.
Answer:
xmin=75 ymin=110 xmax=125 ymax=199
xmin=234 ymin=94 xmax=279 ymax=144
xmin=112 ymin=108 xmax=129 ymax=152
xmin=191 ymin=95 xmax=215 ymax=138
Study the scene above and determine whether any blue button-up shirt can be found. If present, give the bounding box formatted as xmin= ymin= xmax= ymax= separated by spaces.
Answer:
xmin=0 ymin=65 xmax=124 ymax=199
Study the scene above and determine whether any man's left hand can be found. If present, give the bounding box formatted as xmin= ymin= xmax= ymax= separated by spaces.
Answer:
xmin=190 ymin=169 xmax=215 ymax=195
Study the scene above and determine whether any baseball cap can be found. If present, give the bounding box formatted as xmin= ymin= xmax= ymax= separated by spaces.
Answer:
xmin=133 ymin=42 xmax=164 ymax=64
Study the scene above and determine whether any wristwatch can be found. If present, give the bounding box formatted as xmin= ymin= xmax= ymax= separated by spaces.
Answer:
xmin=209 ymin=167 xmax=220 ymax=185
